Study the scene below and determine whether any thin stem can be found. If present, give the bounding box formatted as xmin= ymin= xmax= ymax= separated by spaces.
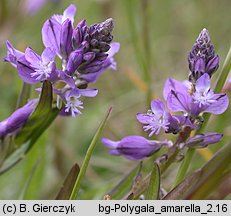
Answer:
xmin=173 ymin=148 xmax=195 ymax=187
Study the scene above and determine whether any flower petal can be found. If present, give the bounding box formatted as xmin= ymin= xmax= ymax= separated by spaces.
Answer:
xmin=41 ymin=47 xmax=56 ymax=64
xmin=62 ymin=4 xmax=76 ymax=24
xmin=203 ymin=93 xmax=229 ymax=114
xmin=42 ymin=18 xmax=61 ymax=57
xmin=195 ymin=73 xmax=210 ymax=93
xmin=163 ymin=78 xmax=188 ymax=101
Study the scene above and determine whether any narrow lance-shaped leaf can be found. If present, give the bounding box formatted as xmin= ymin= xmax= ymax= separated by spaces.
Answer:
xmin=69 ymin=107 xmax=112 ymax=200
xmin=146 ymin=162 xmax=160 ymax=200
xmin=55 ymin=163 xmax=80 ymax=200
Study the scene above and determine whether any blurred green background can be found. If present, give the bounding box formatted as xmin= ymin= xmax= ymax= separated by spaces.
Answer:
xmin=0 ymin=0 xmax=230 ymax=199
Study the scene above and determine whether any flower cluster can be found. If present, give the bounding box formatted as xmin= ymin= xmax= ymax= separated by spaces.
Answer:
xmin=2 ymin=4 xmax=119 ymax=139
xmin=103 ymin=29 xmax=228 ymax=160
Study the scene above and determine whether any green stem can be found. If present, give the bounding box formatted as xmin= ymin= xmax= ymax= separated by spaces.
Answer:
xmin=173 ymin=148 xmax=195 ymax=187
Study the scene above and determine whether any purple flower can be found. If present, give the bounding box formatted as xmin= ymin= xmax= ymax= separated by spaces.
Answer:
xmin=0 ymin=99 xmax=38 ymax=139
xmin=165 ymin=74 xmax=229 ymax=117
xmin=183 ymin=132 xmax=223 ymax=148
xmin=188 ymin=28 xmax=219 ymax=82
xmin=4 ymin=41 xmax=24 ymax=67
xmin=102 ymin=136 xmax=171 ymax=160
xmin=137 ymin=100 xmax=195 ymax=136
xmin=17 ymin=47 xmax=57 ymax=84
xmin=60 ymin=88 xmax=98 ymax=117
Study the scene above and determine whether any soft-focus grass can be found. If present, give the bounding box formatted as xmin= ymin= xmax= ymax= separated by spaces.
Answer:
xmin=0 ymin=0 xmax=230 ymax=199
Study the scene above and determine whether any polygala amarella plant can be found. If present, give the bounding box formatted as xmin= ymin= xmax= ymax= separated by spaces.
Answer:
xmin=102 ymin=28 xmax=229 ymax=160
xmin=1 ymin=4 xmax=119 ymax=140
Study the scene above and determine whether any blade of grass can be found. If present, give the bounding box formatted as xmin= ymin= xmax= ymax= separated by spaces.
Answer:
xmin=56 ymin=163 xmax=80 ymax=200
xmin=146 ymin=162 xmax=160 ymax=200
xmin=69 ymin=107 xmax=112 ymax=200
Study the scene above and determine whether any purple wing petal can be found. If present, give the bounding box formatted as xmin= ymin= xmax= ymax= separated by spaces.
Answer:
xmin=60 ymin=19 xmax=73 ymax=59
xmin=136 ymin=113 xmax=151 ymax=124
xmin=195 ymin=73 xmax=210 ymax=93
xmin=25 ymin=47 xmax=41 ymax=66
xmin=41 ymin=47 xmax=56 ymax=64
xmin=167 ymin=91 xmax=192 ymax=113
xmin=17 ymin=58 xmax=38 ymax=84
xmin=151 ymin=100 xmax=165 ymax=115
xmin=203 ymin=93 xmax=229 ymax=114
xmin=163 ymin=78 xmax=188 ymax=101
xmin=107 ymin=42 xmax=120 ymax=58
xmin=62 ymin=4 xmax=76 ymax=24
xmin=42 ymin=19 xmax=61 ymax=57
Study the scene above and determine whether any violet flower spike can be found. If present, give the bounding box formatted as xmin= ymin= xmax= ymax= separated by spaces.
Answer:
xmin=165 ymin=74 xmax=229 ymax=117
xmin=102 ymin=135 xmax=171 ymax=160
xmin=188 ymin=28 xmax=219 ymax=82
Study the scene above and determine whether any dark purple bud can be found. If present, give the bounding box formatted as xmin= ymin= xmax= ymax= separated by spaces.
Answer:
xmin=96 ymin=53 xmax=108 ymax=61
xmin=183 ymin=132 xmax=223 ymax=148
xmin=98 ymin=42 xmax=110 ymax=52
xmin=78 ymin=60 xmax=103 ymax=74
xmin=60 ymin=19 xmax=73 ymax=59
xmin=102 ymin=135 xmax=171 ymax=160
xmin=206 ymin=55 xmax=219 ymax=76
xmin=188 ymin=28 xmax=219 ymax=82
xmin=0 ymin=99 xmax=38 ymax=139
xmin=66 ymin=49 xmax=83 ymax=75
xmin=194 ymin=58 xmax=205 ymax=74
xmin=83 ymin=52 xmax=95 ymax=62
xmin=73 ymin=28 xmax=82 ymax=48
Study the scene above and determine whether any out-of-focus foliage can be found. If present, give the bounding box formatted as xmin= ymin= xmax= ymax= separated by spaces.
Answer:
xmin=0 ymin=0 xmax=230 ymax=199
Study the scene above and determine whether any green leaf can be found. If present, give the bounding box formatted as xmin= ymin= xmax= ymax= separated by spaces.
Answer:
xmin=55 ymin=163 xmax=80 ymax=200
xmin=69 ymin=107 xmax=112 ymax=200
xmin=164 ymin=141 xmax=231 ymax=199
xmin=0 ymin=81 xmax=59 ymax=174
xmin=146 ymin=162 xmax=160 ymax=200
